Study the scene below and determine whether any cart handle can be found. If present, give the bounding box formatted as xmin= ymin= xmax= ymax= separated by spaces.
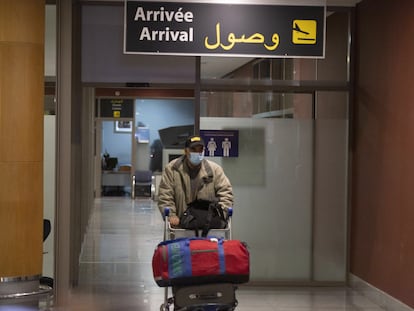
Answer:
xmin=165 ymin=206 xmax=232 ymax=218
xmin=164 ymin=207 xmax=170 ymax=218
xmin=228 ymin=207 xmax=233 ymax=217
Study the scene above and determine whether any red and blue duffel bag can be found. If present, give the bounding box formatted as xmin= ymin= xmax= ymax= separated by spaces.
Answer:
xmin=152 ymin=237 xmax=249 ymax=287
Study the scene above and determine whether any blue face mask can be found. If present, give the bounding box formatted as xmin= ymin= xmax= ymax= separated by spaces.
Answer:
xmin=189 ymin=151 xmax=204 ymax=166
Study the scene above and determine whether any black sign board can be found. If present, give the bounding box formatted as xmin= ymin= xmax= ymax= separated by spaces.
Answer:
xmin=100 ymin=98 xmax=134 ymax=118
xmin=124 ymin=1 xmax=325 ymax=58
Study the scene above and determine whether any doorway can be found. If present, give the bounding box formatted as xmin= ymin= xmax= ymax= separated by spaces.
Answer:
xmin=97 ymin=119 xmax=133 ymax=197
xmin=94 ymin=96 xmax=195 ymax=199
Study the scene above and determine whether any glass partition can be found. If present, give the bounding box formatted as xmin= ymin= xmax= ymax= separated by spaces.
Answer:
xmin=202 ymin=116 xmax=313 ymax=281
xmin=201 ymin=91 xmax=313 ymax=119
xmin=198 ymin=6 xmax=352 ymax=283
xmin=313 ymin=91 xmax=348 ymax=282
xmin=200 ymin=90 xmax=348 ymax=283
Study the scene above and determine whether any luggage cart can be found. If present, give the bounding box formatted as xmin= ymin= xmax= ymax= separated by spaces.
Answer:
xmin=160 ymin=207 xmax=238 ymax=311
xmin=163 ymin=207 xmax=233 ymax=241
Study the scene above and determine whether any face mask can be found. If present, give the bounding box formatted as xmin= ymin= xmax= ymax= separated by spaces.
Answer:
xmin=189 ymin=151 xmax=204 ymax=166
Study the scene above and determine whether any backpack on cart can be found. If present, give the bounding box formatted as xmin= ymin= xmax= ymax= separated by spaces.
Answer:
xmin=180 ymin=199 xmax=227 ymax=237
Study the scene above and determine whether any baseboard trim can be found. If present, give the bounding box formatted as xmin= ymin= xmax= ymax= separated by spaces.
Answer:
xmin=349 ymin=274 xmax=413 ymax=311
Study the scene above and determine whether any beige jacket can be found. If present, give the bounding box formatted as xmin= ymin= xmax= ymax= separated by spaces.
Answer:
xmin=158 ymin=156 xmax=233 ymax=218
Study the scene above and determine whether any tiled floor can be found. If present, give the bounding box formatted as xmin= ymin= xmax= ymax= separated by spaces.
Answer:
xmin=1 ymin=197 xmax=385 ymax=311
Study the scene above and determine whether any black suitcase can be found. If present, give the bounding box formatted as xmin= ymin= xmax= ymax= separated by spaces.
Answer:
xmin=173 ymin=283 xmax=237 ymax=311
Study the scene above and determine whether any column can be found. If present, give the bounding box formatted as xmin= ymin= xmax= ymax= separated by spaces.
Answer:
xmin=0 ymin=0 xmax=45 ymax=296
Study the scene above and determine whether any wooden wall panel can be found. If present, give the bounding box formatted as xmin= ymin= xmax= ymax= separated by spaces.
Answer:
xmin=0 ymin=44 xmax=44 ymax=162
xmin=0 ymin=0 xmax=44 ymax=44
xmin=0 ymin=0 xmax=44 ymax=281
xmin=351 ymin=0 xmax=414 ymax=307
xmin=0 ymin=163 xmax=43 ymax=276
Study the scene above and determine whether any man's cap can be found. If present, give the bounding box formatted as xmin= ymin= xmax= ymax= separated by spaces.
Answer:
xmin=185 ymin=135 xmax=205 ymax=149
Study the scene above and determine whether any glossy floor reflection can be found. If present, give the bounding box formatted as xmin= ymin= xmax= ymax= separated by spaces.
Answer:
xmin=1 ymin=197 xmax=385 ymax=310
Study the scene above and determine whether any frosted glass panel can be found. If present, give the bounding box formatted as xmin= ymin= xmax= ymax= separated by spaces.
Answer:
xmin=201 ymin=117 xmax=313 ymax=281
xmin=313 ymin=120 xmax=348 ymax=281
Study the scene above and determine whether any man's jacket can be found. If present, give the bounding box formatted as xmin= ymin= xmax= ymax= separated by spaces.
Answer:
xmin=158 ymin=155 xmax=233 ymax=218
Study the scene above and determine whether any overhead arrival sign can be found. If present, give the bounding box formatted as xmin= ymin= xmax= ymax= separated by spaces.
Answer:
xmin=124 ymin=1 xmax=326 ymax=58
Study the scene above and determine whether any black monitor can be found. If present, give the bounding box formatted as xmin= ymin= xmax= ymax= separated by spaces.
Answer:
xmin=158 ymin=125 xmax=194 ymax=149
xmin=169 ymin=154 xmax=182 ymax=162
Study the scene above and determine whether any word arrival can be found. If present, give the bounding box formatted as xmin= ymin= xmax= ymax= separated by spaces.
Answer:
xmin=139 ymin=26 xmax=193 ymax=42
xmin=134 ymin=6 xmax=194 ymax=42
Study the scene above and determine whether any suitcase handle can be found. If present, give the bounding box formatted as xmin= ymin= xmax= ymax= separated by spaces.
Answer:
xmin=158 ymin=236 xmax=224 ymax=246
xmin=184 ymin=237 xmax=223 ymax=246
xmin=190 ymin=293 xmax=221 ymax=300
